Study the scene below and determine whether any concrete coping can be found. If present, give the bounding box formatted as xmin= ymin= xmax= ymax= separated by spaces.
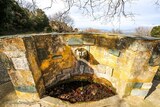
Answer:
xmin=0 ymin=32 xmax=160 ymax=40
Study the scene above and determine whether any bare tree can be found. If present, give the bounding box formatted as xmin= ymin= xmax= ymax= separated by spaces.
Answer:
xmin=155 ymin=0 xmax=160 ymax=6
xmin=16 ymin=0 xmax=160 ymax=21
xmin=134 ymin=27 xmax=151 ymax=37
xmin=111 ymin=29 xmax=123 ymax=34
xmin=49 ymin=12 xmax=74 ymax=26
xmin=84 ymin=28 xmax=104 ymax=33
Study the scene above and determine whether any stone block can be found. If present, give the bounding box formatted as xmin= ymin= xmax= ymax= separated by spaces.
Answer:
xmin=71 ymin=62 xmax=80 ymax=76
xmin=133 ymin=83 xmax=143 ymax=89
xmin=84 ymin=65 xmax=94 ymax=74
xmin=15 ymin=85 xmax=37 ymax=93
xmin=62 ymin=68 xmax=73 ymax=74
xmin=70 ymin=69 xmax=79 ymax=76
xmin=44 ymin=76 xmax=56 ymax=87
xmin=98 ymin=37 xmax=117 ymax=48
xmin=128 ymin=41 xmax=139 ymax=51
xmin=119 ymin=70 xmax=130 ymax=81
xmin=141 ymin=83 xmax=152 ymax=89
xmin=15 ymin=90 xmax=40 ymax=101
xmin=112 ymin=70 xmax=120 ymax=78
xmin=37 ymin=48 xmax=49 ymax=61
xmin=104 ymin=51 xmax=118 ymax=68
xmin=105 ymin=66 xmax=113 ymax=77
xmin=3 ymin=38 xmax=26 ymax=51
xmin=136 ymin=70 xmax=157 ymax=83
xmin=83 ymin=37 xmax=95 ymax=45
xmin=79 ymin=64 xmax=85 ymax=74
xmin=9 ymin=70 xmax=35 ymax=86
xmin=116 ymin=37 xmax=134 ymax=50
xmin=137 ymin=42 xmax=153 ymax=52
xmin=108 ymin=49 xmax=120 ymax=57
xmin=131 ymin=89 xmax=149 ymax=97
xmin=124 ymin=82 xmax=135 ymax=97
xmin=97 ymin=64 xmax=106 ymax=74
xmin=0 ymin=53 xmax=11 ymax=69
xmin=56 ymin=73 xmax=70 ymax=82
xmin=36 ymin=78 xmax=45 ymax=97
xmin=12 ymin=56 xmax=30 ymax=70
xmin=4 ymin=51 xmax=25 ymax=58
xmin=0 ymin=61 xmax=10 ymax=84
xmin=67 ymin=38 xmax=83 ymax=46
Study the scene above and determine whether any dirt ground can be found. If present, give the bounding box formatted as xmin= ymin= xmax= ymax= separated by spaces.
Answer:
xmin=46 ymin=81 xmax=115 ymax=103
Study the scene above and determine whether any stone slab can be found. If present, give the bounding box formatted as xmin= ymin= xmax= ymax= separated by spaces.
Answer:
xmin=108 ymin=49 xmax=120 ymax=57
xmin=141 ymin=83 xmax=152 ymax=89
xmin=133 ymin=83 xmax=143 ymax=89
xmin=15 ymin=86 xmax=37 ymax=93
xmin=12 ymin=56 xmax=30 ymax=70
xmin=131 ymin=89 xmax=149 ymax=97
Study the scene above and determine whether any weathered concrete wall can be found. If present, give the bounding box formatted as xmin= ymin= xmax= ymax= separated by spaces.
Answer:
xmin=0 ymin=33 xmax=160 ymax=101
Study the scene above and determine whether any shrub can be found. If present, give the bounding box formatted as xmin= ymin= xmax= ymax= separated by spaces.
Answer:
xmin=151 ymin=26 xmax=160 ymax=37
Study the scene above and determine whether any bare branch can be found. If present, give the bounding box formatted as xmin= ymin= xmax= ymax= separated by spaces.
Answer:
xmin=15 ymin=0 xmax=160 ymax=22
xmin=134 ymin=27 xmax=151 ymax=37
xmin=49 ymin=11 xmax=74 ymax=26
xmin=155 ymin=0 xmax=160 ymax=6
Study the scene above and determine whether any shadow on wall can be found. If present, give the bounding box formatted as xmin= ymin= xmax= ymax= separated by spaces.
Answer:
xmin=146 ymin=43 xmax=160 ymax=97
xmin=145 ymin=79 xmax=160 ymax=98
xmin=0 ymin=53 xmax=11 ymax=85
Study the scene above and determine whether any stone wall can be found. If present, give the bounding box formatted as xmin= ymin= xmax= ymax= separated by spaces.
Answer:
xmin=0 ymin=33 xmax=160 ymax=101
xmin=63 ymin=34 xmax=160 ymax=98
xmin=0 ymin=53 xmax=11 ymax=85
xmin=0 ymin=37 xmax=44 ymax=101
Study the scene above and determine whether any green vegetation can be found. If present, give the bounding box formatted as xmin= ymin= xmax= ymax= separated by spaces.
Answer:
xmin=151 ymin=26 xmax=160 ymax=37
xmin=0 ymin=0 xmax=76 ymax=35
xmin=0 ymin=0 xmax=52 ymax=35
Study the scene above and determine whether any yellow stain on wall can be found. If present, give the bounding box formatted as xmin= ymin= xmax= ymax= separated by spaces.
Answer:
xmin=15 ymin=90 xmax=40 ymax=101
xmin=40 ymin=45 xmax=76 ymax=72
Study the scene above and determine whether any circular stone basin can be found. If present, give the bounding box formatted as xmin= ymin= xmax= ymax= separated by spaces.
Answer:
xmin=46 ymin=80 xmax=116 ymax=103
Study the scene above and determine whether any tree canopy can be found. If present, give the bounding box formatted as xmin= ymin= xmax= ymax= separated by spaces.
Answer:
xmin=151 ymin=26 xmax=160 ymax=37
xmin=0 ymin=0 xmax=51 ymax=35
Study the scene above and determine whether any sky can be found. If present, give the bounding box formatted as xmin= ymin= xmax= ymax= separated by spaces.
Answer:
xmin=26 ymin=0 xmax=160 ymax=31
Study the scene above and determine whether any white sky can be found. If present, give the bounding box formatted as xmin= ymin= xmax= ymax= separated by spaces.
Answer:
xmin=26 ymin=0 xmax=160 ymax=31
